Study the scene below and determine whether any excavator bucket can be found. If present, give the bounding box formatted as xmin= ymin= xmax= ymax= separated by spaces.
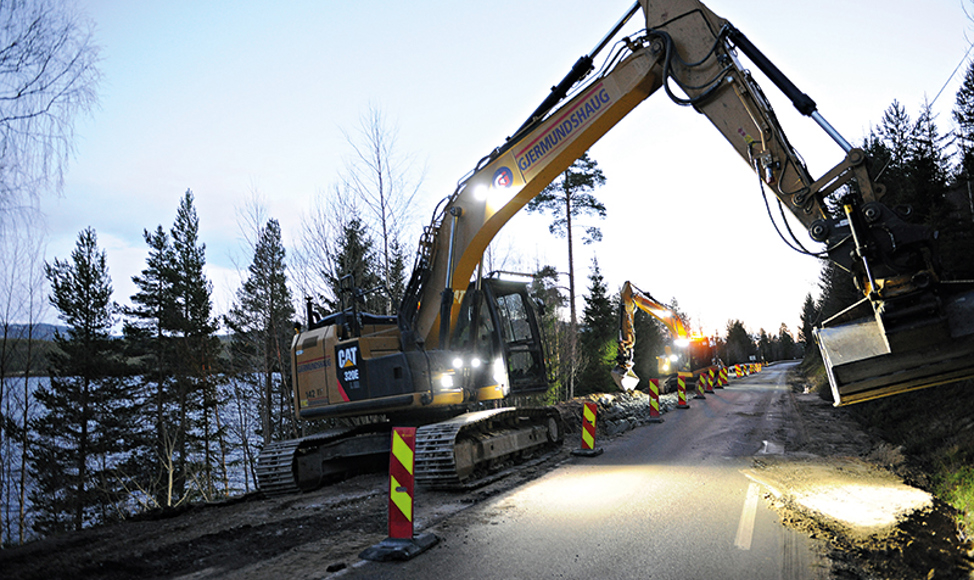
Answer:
xmin=815 ymin=288 xmax=974 ymax=406
xmin=610 ymin=365 xmax=640 ymax=391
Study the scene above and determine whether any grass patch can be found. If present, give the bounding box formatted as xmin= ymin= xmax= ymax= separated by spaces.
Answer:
xmin=935 ymin=463 xmax=974 ymax=532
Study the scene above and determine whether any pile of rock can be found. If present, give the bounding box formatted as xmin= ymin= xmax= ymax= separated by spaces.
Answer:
xmin=555 ymin=389 xmax=678 ymax=438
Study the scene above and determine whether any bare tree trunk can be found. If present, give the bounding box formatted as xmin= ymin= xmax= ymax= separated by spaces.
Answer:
xmin=18 ymin=323 xmax=34 ymax=543
xmin=0 ymin=325 xmax=10 ymax=543
xmin=566 ymin=193 xmax=577 ymax=401
xmin=340 ymin=105 xmax=424 ymax=315
xmin=213 ymin=398 xmax=229 ymax=497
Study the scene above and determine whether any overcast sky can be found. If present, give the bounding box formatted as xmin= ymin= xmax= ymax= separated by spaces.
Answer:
xmin=40 ymin=0 xmax=974 ymax=337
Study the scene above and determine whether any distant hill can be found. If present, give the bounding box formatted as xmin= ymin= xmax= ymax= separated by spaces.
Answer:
xmin=4 ymin=324 xmax=68 ymax=341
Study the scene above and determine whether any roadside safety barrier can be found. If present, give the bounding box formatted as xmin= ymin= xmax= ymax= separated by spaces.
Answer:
xmin=572 ymin=401 xmax=604 ymax=457
xmin=359 ymin=427 xmax=438 ymax=561
xmin=647 ymin=378 xmax=664 ymax=423
xmin=703 ymin=372 xmax=715 ymax=394
xmin=677 ymin=375 xmax=690 ymax=409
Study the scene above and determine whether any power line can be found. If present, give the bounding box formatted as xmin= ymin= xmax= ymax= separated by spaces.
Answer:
xmin=931 ymin=40 xmax=974 ymax=109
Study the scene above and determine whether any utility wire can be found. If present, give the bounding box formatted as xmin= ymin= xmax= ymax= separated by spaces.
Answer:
xmin=930 ymin=40 xmax=974 ymax=109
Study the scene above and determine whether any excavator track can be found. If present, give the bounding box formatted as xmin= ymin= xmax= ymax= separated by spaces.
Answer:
xmin=415 ymin=407 xmax=563 ymax=490
xmin=256 ymin=423 xmax=391 ymax=496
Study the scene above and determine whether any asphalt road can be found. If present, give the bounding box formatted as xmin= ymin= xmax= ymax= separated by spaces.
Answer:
xmin=333 ymin=362 xmax=828 ymax=579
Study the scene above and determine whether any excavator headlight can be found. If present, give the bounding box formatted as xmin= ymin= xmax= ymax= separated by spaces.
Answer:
xmin=471 ymin=357 xmax=482 ymax=368
xmin=439 ymin=372 xmax=455 ymax=389
xmin=452 ymin=357 xmax=463 ymax=369
xmin=673 ymin=338 xmax=690 ymax=347
xmin=669 ymin=354 xmax=679 ymax=362
xmin=492 ymin=357 xmax=507 ymax=384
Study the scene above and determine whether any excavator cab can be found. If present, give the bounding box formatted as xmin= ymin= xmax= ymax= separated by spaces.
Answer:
xmin=452 ymin=276 xmax=550 ymax=397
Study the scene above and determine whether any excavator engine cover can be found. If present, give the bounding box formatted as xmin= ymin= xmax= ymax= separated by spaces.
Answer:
xmin=815 ymin=288 xmax=974 ymax=406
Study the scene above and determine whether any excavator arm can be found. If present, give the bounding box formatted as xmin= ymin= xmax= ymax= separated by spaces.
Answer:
xmin=399 ymin=0 xmax=974 ymax=405
xmin=611 ymin=281 xmax=689 ymax=390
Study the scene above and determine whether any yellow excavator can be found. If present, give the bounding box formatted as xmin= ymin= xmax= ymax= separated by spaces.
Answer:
xmin=611 ymin=281 xmax=702 ymax=391
xmin=257 ymin=0 xmax=974 ymax=494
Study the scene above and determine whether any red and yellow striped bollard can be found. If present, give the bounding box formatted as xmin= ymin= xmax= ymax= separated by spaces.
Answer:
xmin=359 ymin=427 xmax=439 ymax=561
xmin=719 ymin=366 xmax=728 ymax=387
xmin=572 ymin=401 xmax=604 ymax=456
xmin=389 ymin=428 xmax=417 ymax=540
xmin=648 ymin=378 xmax=664 ymax=423
xmin=703 ymin=372 xmax=715 ymax=394
xmin=677 ymin=375 xmax=690 ymax=409
xmin=693 ymin=373 xmax=707 ymax=399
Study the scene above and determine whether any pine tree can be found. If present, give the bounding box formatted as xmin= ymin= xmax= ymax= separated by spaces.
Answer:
xmin=576 ymin=259 xmax=616 ymax=396
xmin=757 ymin=329 xmax=773 ymax=362
xmin=777 ymin=324 xmax=797 ymax=360
xmin=798 ymin=293 xmax=817 ymax=349
xmin=168 ymin=190 xmax=222 ymax=500
xmin=123 ymin=225 xmax=178 ymax=507
xmin=31 ymin=228 xmax=132 ymax=534
xmin=386 ymin=235 xmax=408 ymax=314
xmin=955 ymin=60 xmax=974 ymax=177
xmin=124 ymin=190 xmax=222 ymax=506
xmin=226 ymin=219 xmax=296 ymax=449
xmin=323 ymin=214 xmax=384 ymax=314
xmin=526 ymin=152 xmax=607 ymax=399
xmin=530 ymin=265 xmax=568 ymax=401
xmin=947 ymin=63 xmax=974 ymax=278
xmin=722 ymin=320 xmax=755 ymax=365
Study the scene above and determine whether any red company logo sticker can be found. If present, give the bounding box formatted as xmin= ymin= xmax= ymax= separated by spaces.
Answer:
xmin=492 ymin=166 xmax=513 ymax=188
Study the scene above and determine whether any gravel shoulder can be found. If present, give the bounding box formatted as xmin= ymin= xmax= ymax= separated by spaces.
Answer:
xmin=757 ymin=374 xmax=974 ymax=579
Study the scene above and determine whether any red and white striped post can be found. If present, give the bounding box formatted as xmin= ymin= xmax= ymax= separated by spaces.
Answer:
xmin=648 ymin=379 xmax=664 ymax=423
xmin=572 ymin=401 xmax=604 ymax=456
xmin=676 ymin=375 xmax=690 ymax=409
xmin=360 ymin=427 xmax=438 ymax=561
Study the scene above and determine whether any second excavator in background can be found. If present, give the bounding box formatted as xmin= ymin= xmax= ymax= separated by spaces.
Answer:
xmin=611 ymin=281 xmax=717 ymax=392
xmin=257 ymin=0 xmax=974 ymax=495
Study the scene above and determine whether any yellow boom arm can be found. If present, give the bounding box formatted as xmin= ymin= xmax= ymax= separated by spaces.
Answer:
xmin=395 ymin=0 xmax=974 ymax=404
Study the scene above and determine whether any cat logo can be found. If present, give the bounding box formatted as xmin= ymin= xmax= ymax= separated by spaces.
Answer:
xmin=337 ymin=345 xmax=357 ymax=369
xmin=335 ymin=342 xmax=364 ymax=401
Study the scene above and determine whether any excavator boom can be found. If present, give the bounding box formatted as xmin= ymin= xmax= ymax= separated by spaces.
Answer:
xmin=268 ymin=0 xmax=974 ymax=497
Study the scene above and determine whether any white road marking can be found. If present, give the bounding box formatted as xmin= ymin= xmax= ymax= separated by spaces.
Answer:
xmin=734 ymin=482 xmax=761 ymax=550
xmin=758 ymin=439 xmax=784 ymax=455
